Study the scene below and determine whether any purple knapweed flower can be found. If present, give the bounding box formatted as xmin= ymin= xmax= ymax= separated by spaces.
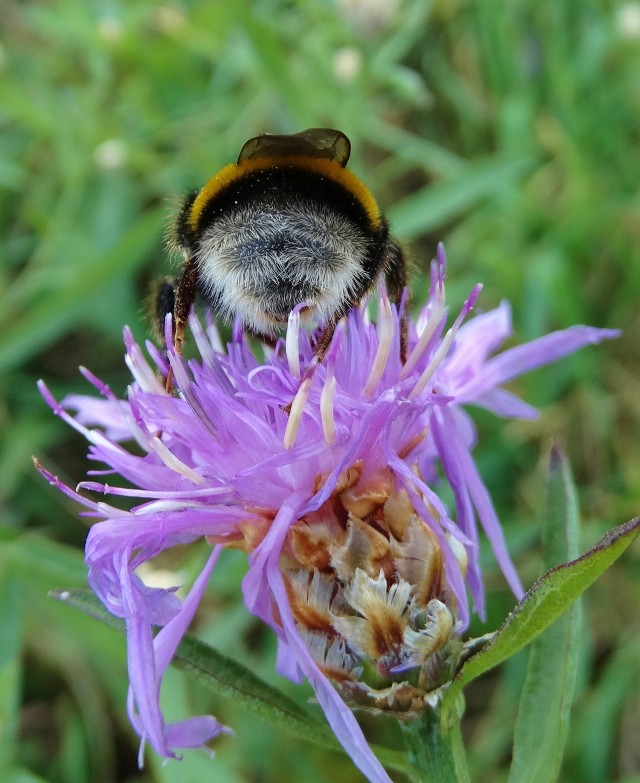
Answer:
xmin=37 ymin=245 xmax=618 ymax=783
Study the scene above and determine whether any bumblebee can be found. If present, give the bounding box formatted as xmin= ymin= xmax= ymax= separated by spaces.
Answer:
xmin=154 ymin=128 xmax=407 ymax=372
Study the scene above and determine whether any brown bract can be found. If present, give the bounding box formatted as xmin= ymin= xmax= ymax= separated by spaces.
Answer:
xmin=280 ymin=463 xmax=462 ymax=715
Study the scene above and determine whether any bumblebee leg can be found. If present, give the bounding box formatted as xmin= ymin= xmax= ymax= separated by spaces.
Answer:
xmin=383 ymin=241 xmax=409 ymax=362
xmin=166 ymin=256 xmax=199 ymax=392
xmin=173 ymin=257 xmax=199 ymax=355
xmin=145 ymin=276 xmax=177 ymax=344
xmin=281 ymin=317 xmax=340 ymax=416
xmin=310 ymin=318 xmax=339 ymax=366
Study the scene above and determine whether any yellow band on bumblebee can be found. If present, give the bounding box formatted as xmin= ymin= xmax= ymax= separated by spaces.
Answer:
xmin=188 ymin=155 xmax=383 ymax=232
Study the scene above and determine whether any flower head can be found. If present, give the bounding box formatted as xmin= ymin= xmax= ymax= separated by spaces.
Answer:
xmin=38 ymin=245 xmax=618 ymax=783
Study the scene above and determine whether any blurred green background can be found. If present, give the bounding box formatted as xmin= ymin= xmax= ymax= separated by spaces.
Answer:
xmin=2 ymin=1 xmax=639 ymax=781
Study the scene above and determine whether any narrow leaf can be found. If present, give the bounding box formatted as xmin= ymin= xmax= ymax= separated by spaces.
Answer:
xmin=0 ymin=572 xmax=22 ymax=772
xmin=508 ymin=448 xmax=582 ymax=783
xmin=442 ymin=515 xmax=640 ymax=715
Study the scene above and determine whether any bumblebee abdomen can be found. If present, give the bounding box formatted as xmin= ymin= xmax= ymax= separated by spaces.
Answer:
xmin=195 ymin=194 xmax=378 ymax=331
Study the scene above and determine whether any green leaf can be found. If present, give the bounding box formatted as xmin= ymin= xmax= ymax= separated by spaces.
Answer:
xmin=540 ymin=447 xmax=581 ymax=567
xmin=0 ymin=572 xmax=22 ymax=775
xmin=442 ymin=514 xmax=640 ymax=718
xmin=50 ymin=588 xmax=409 ymax=777
xmin=508 ymin=448 xmax=582 ymax=783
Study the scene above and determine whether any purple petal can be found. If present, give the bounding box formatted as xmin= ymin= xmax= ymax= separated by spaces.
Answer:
xmin=243 ymin=491 xmax=309 ymax=630
xmin=268 ymin=560 xmax=394 ymax=783
xmin=126 ymin=548 xmax=229 ymax=761
xmin=85 ymin=507 xmax=253 ymax=621
xmin=63 ymin=394 xmax=132 ymax=442
xmin=431 ymin=412 xmax=485 ymax=619
xmin=436 ymin=405 xmax=524 ymax=599
xmin=243 ymin=490 xmax=400 ymax=783
xmin=457 ymin=325 xmax=620 ymax=402
xmin=165 ymin=716 xmax=231 ymax=749
xmin=443 ymin=302 xmax=512 ymax=382
xmin=34 ymin=460 xmax=102 ymax=514
xmin=154 ymin=547 xmax=221 ymax=671
xmin=474 ymin=388 xmax=540 ymax=419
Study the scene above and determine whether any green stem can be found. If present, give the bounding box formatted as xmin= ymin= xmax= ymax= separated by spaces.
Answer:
xmin=400 ymin=699 xmax=470 ymax=783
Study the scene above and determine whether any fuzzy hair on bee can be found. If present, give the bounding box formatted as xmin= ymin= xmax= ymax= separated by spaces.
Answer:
xmin=152 ymin=128 xmax=408 ymax=377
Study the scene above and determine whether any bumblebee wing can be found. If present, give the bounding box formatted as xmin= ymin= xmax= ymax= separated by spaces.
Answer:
xmin=237 ymin=128 xmax=351 ymax=167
